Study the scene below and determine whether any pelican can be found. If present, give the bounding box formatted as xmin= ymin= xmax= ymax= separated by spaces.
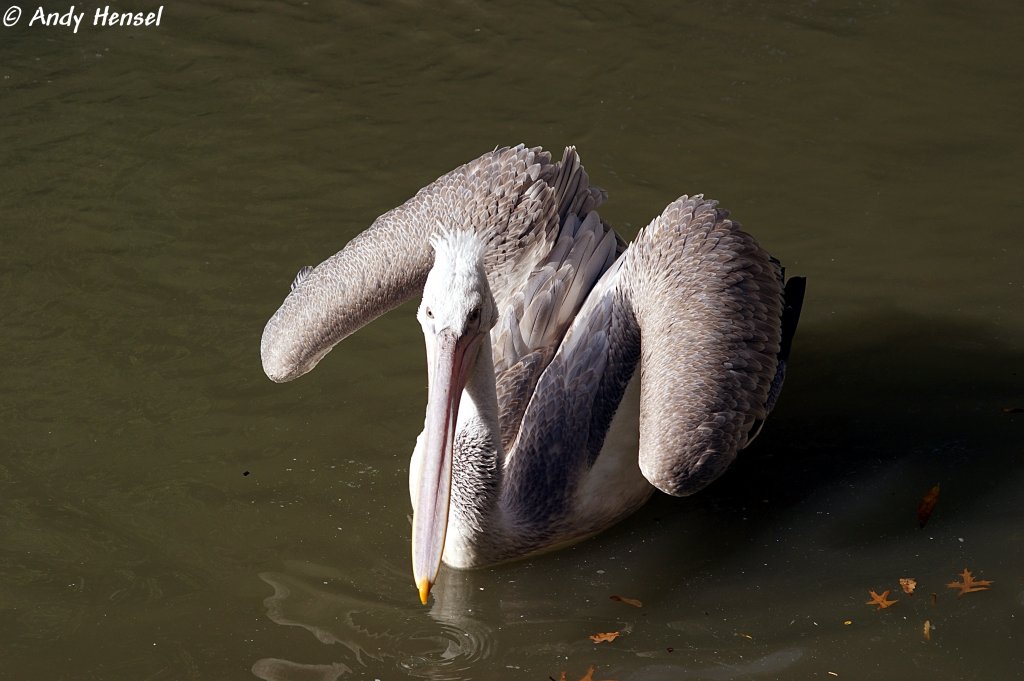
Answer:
xmin=261 ymin=145 xmax=805 ymax=604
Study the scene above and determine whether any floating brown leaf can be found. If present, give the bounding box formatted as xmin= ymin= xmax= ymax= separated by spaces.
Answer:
xmin=930 ymin=592 xmax=938 ymax=606
xmin=923 ymin=620 xmax=933 ymax=641
xmin=589 ymin=631 xmax=620 ymax=643
xmin=610 ymin=595 xmax=643 ymax=608
xmin=946 ymin=568 xmax=992 ymax=596
xmin=865 ymin=590 xmax=898 ymax=610
xmin=899 ymin=577 xmax=917 ymax=594
xmin=917 ymin=484 xmax=940 ymax=528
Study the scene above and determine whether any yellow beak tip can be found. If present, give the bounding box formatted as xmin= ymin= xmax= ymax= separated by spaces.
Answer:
xmin=417 ymin=578 xmax=432 ymax=605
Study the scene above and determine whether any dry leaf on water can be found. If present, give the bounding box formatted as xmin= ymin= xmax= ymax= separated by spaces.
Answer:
xmin=923 ymin=620 xmax=933 ymax=641
xmin=947 ymin=569 xmax=992 ymax=596
xmin=609 ymin=595 xmax=643 ymax=608
xmin=865 ymin=590 xmax=898 ymax=610
xmin=589 ymin=631 xmax=620 ymax=643
xmin=917 ymin=484 xmax=940 ymax=528
xmin=899 ymin=577 xmax=917 ymax=594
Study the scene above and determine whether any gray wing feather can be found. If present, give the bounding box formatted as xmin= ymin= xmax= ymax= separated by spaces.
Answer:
xmin=490 ymin=193 xmax=620 ymax=453
xmin=619 ymin=195 xmax=786 ymax=496
xmin=501 ymin=270 xmax=637 ymax=529
xmin=493 ymin=348 xmax=553 ymax=454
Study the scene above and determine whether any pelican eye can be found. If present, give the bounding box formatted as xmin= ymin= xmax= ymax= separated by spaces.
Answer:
xmin=425 ymin=307 xmax=434 ymax=319
xmin=468 ymin=307 xmax=480 ymax=323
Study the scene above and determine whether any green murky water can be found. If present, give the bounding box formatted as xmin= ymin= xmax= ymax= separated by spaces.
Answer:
xmin=2 ymin=1 xmax=1021 ymax=679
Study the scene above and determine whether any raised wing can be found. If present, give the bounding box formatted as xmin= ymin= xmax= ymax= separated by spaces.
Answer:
xmin=620 ymin=195 xmax=795 ymax=496
xmin=261 ymin=145 xmax=595 ymax=383
xmin=503 ymin=194 xmax=802 ymax=522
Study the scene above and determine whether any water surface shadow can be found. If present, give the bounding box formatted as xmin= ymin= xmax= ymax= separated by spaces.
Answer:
xmin=581 ymin=308 xmax=1024 ymax=574
xmin=710 ymin=309 xmax=1022 ymax=512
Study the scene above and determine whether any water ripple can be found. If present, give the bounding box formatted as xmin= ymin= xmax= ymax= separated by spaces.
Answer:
xmin=252 ymin=561 xmax=495 ymax=680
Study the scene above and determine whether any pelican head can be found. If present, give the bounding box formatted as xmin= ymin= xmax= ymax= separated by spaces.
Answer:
xmin=411 ymin=229 xmax=498 ymax=604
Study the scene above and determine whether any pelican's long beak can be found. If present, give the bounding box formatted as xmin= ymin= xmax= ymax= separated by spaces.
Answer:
xmin=412 ymin=328 xmax=482 ymax=604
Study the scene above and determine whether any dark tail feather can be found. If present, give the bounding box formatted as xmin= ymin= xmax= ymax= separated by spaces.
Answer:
xmin=778 ymin=276 xmax=806 ymax=363
xmin=758 ymin=274 xmax=806 ymax=424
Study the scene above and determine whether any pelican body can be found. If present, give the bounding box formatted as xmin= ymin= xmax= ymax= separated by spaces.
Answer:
xmin=261 ymin=145 xmax=805 ymax=603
